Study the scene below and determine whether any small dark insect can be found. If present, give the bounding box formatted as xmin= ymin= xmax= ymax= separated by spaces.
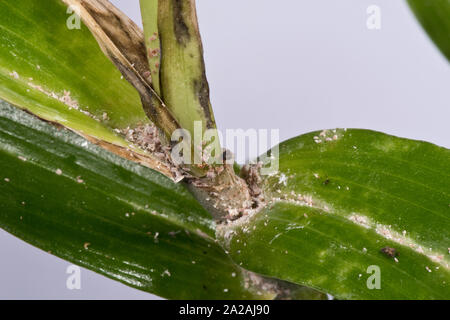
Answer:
xmin=381 ymin=246 xmax=398 ymax=258
xmin=323 ymin=179 xmax=330 ymax=185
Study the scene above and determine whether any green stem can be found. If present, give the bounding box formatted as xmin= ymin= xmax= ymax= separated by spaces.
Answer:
xmin=140 ymin=0 xmax=217 ymax=138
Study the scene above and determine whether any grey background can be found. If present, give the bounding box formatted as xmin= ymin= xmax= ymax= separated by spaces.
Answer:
xmin=0 ymin=0 xmax=448 ymax=299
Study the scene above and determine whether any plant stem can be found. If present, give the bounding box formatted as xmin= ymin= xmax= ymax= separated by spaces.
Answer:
xmin=140 ymin=0 xmax=217 ymax=139
xmin=140 ymin=0 xmax=162 ymax=96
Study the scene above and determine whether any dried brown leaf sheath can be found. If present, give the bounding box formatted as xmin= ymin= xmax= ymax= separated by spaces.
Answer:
xmin=62 ymin=0 xmax=180 ymax=139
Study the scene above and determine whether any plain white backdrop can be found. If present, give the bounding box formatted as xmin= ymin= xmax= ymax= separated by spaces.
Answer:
xmin=0 ymin=0 xmax=448 ymax=299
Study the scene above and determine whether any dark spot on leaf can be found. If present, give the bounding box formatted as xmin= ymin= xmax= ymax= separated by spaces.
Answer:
xmin=193 ymin=78 xmax=214 ymax=128
xmin=172 ymin=0 xmax=190 ymax=46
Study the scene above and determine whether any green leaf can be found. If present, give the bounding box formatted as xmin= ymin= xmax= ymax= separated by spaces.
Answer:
xmin=408 ymin=0 xmax=450 ymax=61
xmin=220 ymin=129 xmax=450 ymax=299
xmin=0 ymin=99 xmax=267 ymax=299
xmin=0 ymin=0 xmax=152 ymax=155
